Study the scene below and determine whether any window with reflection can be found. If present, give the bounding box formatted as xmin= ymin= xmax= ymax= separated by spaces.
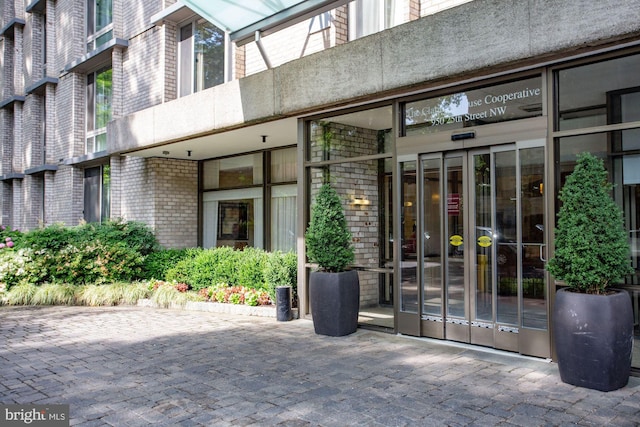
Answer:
xmin=179 ymin=18 xmax=226 ymax=97
xmin=87 ymin=0 xmax=112 ymax=51
xmin=556 ymin=52 xmax=640 ymax=369
xmin=557 ymin=54 xmax=640 ymax=131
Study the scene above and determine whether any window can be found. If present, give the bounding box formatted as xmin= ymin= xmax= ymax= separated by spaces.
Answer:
xmin=349 ymin=0 xmax=404 ymax=40
xmin=270 ymin=148 xmax=297 ymax=252
xmin=201 ymin=148 xmax=298 ymax=252
xmin=87 ymin=0 xmax=113 ymax=51
xmin=555 ymin=52 xmax=640 ymax=370
xmin=179 ymin=18 xmax=226 ymax=97
xmin=86 ymin=67 xmax=112 ymax=153
xmin=84 ymin=165 xmax=110 ymax=223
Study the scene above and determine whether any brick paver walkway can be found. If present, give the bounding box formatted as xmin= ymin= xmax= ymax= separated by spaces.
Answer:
xmin=1 ymin=306 xmax=639 ymax=426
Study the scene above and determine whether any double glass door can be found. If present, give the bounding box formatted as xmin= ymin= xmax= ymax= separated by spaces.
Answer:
xmin=399 ymin=141 xmax=550 ymax=357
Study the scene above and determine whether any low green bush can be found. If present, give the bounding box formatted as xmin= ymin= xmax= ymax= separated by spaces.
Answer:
xmin=141 ymin=248 xmax=193 ymax=280
xmin=166 ymin=247 xmax=239 ymax=290
xmin=0 ymin=220 xmax=158 ymax=288
xmin=264 ymin=251 xmax=297 ymax=302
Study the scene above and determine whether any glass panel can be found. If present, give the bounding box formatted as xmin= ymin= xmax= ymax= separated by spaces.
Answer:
xmin=405 ymin=77 xmax=542 ymax=136
xmin=422 ymin=158 xmax=442 ymax=316
xmin=95 ymin=30 xmax=113 ymax=49
xmin=202 ymin=154 xmax=263 ymax=190
xmin=445 ymin=156 xmax=464 ymax=318
xmin=96 ymin=0 xmax=112 ymax=32
xmin=180 ymin=24 xmax=193 ymax=97
xmin=307 ymin=110 xmax=393 ymax=161
xmin=495 ymin=150 xmax=517 ymax=325
xmin=101 ymin=164 xmax=111 ymax=222
xmin=271 ymin=184 xmax=296 ymax=252
xmin=271 ymin=148 xmax=297 ymax=182
xmin=520 ymin=147 xmax=546 ymax=329
xmin=400 ymin=161 xmax=418 ymax=313
xmin=473 ymin=153 xmax=493 ymax=322
xmin=203 ymin=188 xmax=262 ymax=249
xmin=558 ymin=132 xmax=640 ymax=367
xmin=95 ymin=68 xmax=112 ymax=130
xmin=83 ymin=167 xmax=101 ymax=223
xmin=95 ymin=133 xmax=107 ymax=152
xmin=557 ymin=53 xmax=640 ymax=131
xmin=194 ymin=19 xmax=225 ymax=92
xmin=309 ymin=158 xmax=388 ymax=313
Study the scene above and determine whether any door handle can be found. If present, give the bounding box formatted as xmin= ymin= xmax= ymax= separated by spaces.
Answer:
xmin=539 ymin=244 xmax=546 ymax=262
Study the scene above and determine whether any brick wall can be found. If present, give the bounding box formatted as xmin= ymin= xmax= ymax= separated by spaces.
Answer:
xmin=244 ymin=10 xmax=341 ymax=76
xmin=118 ymin=156 xmax=198 ymax=248
xmin=122 ymin=26 xmax=164 ymax=115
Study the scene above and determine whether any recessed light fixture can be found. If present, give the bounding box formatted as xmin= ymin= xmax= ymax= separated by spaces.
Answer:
xmin=261 ymin=135 xmax=267 ymax=143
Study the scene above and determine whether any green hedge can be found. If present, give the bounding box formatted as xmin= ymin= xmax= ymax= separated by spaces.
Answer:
xmin=165 ymin=247 xmax=297 ymax=300
xmin=0 ymin=219 xmax=158 ymax=288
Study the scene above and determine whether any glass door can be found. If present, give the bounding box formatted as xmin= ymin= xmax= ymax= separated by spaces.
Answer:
xmin=403 ymin=141 xmax=550 ymax=357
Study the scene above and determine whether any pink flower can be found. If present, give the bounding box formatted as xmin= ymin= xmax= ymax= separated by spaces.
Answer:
xmin=0 ymin=243 xmax=5 ymax=249
xmin=6 ymin=241 xmax=13 ymax=248
xmin=5 ymin=237 xmax=11 ymax=242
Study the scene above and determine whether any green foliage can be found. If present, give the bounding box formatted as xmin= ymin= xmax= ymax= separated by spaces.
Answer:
xmin=305 ymin=183 xmax=354 ymax=272
xmin=236 ymin=247 xmax=269 ymax=292
xmin=0 ymin=220 xmax=157 ymax=288
xmin=546 ymin=152 xmax=633 ymax=294
xmin=166 ymin=247 xmax=239 ymax=290
xmin=150 ymin=282 xmax=201 ymax=308
xmin=3 ymin=283 xmax=38 ymax=305
xmin=264 ymin=251 xmax=297 ymax=301
xmin=0 ymin=249 xmax=49 ymax=289
xmin=142 ymin=248 xmax=193 ymax=280
xmin=53 ymin=241 xmax=144 ymax=284
xmin=31 ymin=283 xmax=76 ymax=305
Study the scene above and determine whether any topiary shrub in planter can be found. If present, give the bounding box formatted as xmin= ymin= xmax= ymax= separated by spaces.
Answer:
xmin=305 ymin=183 xmax=359 ymax=336
xmin=546 ymin=152 xmax=634 ymax=391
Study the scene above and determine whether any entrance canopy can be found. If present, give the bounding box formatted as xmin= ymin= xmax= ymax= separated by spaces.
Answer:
xmin=180 ymin=0 xmax=349 ymax=45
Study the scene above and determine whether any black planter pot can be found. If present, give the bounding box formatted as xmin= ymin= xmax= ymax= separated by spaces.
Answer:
xmin=309 ymin=270 xmax=360 ymax=337
xmin=553 ymin=288 xmax=633 ymax=392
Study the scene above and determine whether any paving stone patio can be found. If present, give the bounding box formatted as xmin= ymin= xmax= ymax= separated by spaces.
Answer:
xmin=0 ymin=306 xmax=639 ymax=426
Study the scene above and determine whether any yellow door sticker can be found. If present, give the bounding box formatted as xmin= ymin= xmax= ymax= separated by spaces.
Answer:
xmin=477 ymin=235 xmax=492 ymax=248
xmin=449 ymin=235 xmax=463 ymax=246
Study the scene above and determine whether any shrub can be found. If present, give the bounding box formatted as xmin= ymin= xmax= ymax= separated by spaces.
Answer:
xmin=52 ymin=241 xmax=144 ymax=284
xmin=0 ymin=220 xmax=158 ymax=288
xmin=264 ymin=251 xmax=297 ymax=302
xmin=166 ymin=247 xmax=239 ymax=290
xmin=236 ymin=247 xmax=269 ymax=290
xmin=547 ymin=152 xmax=633 ymax=294
xmin=0 ymin=249 xmax=49 ymax=290
xmin=305 ymin=183 xmax=354 ymax=272
xmin=142 ymin=248 xmax=192 ymax=280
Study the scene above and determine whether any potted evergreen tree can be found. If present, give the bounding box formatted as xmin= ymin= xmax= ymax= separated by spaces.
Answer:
xmin=305 ymin=183 xmax=359 ymax=336
xmin=547 ymin=152 xmax=634 ymax=391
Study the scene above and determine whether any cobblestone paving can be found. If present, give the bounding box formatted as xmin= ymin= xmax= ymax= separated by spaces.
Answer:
xmin=1 ymin=306 xmax=639 ymax=426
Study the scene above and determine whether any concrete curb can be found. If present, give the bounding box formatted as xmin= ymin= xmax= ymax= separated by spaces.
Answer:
xmin=136 ymin=298 xmax=299 ymax=319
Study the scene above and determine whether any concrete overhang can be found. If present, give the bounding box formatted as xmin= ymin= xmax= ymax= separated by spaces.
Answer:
xmin=62 ymin=151 xmax=109 ymax=167
xmin=0 ymin=18 xmax=25 ymax=38
xmin=26 ymin=0 xmax=46 ymax=14
xmin=150 ymin=2 xmax=196 ymax=26
xmin=25 ymin=77 xmax=58 ymax=95
xmin=0 ymin=173 xmax=25 ymax=181
xmin=0 ymin=95 xmax=26 ymax=110
xmin=112 ymin=0 xmax=640 ymax=162
xmin=63 ymin=38 xmax=128 ymax=74
xmin=25 ymin=164 xmax=58 ymax=175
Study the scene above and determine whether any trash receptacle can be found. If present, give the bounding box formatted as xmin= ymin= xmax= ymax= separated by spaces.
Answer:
xmin=276 ymin=286 xmax=292 ymax=321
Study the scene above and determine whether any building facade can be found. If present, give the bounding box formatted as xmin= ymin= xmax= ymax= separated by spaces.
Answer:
xmin=1 ymin=0 xmax=640 ymax=369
